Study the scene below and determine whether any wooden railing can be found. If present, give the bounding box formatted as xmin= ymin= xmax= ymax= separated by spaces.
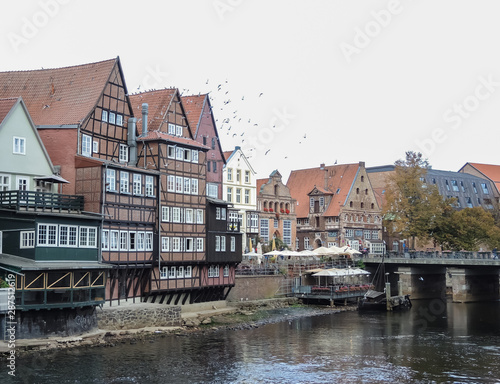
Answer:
xmin=0 ymin=190 xmax=84 ymax=212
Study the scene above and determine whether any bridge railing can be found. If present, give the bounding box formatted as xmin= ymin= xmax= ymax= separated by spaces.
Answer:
xmin=366 ymin=250 xmax=498 ymax=260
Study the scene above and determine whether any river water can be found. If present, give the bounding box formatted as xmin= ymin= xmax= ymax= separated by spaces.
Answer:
xmin=8 ymin=300 xmax=500 ymax=384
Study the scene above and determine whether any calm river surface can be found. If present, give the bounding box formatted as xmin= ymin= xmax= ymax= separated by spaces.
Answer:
xmin=9 ymin=300 xmax=500 ymax=384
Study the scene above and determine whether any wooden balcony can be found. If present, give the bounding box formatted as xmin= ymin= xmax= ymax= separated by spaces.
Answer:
xmin=0 ymin=190 xmax=84 ymax=213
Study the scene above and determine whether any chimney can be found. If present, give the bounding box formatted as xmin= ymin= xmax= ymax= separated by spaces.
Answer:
xmin=359 ymin=161 xmax=365 ymax=168
xmin=142 ymin=103 xmax=148 ymax=136
xmin=127 ymin=117 xmax=138 ymax=166
xmin=320 ymin=163 xmax=325 ymax=170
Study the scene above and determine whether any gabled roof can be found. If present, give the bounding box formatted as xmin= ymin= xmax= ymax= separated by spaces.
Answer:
xmin=256 ymin=178 xmax=267 ymax=193
xmin=287 ymin=163 xmax=360 ymax=218
xmin=181 ymin=94 xmax=206 ymax=137
xmin=459 ymin=162 xmax=500 ymax=193
xmin=0 ymin=98 xmax=18 ymax=124
xmin=129 ymin=88 xmax=178 ymax=135
xmin=0 ymin=58 xmax=119 ymax=126
xmin=307 ymin=186 xmax=333 ymax=195
xmin=223 ymin=150 xmax=233 ymax=161
xmin=223 ymin=146 xmax=256 ymax=174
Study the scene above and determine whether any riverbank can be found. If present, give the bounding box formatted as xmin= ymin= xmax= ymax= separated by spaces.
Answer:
xmin=0 ymin=298 xmax=357 ymax=357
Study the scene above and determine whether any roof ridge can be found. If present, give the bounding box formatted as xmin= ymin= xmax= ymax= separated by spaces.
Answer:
xmin=0 ymin=57 xmax=117 ymax=74
xmin=130 ymin=88 xmax=177 ymax=96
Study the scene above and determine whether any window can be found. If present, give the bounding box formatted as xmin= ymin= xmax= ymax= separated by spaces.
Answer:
xmin=167 ymin=175 xmax=175 ymax=192
xmin=109 ymin=112 xmax=116 ymax=124
xmin=177 ymin=266 xmax=184 ymax=278
xmin=216 ymin=207 xmax=221 ymax=220
xmin=106 ymin=169 xmax=116 ymax=191
xmin=192 ymin=150 xmax=198 ymax=163
xmin=319 ymin=197 xmax=324 ymax=206
xmin=227 ymin=187 xmax=233 ymax=202
xmin=137 ymin=232 xmax=145 ymax=251
xmin=175 ymin=176 xmax=183 ymax=193
xmin=176 ymin=125 xmax=182 ymax=136
xmin=445 ymin=180 xmax=450 ymax=191
xmin=345 ymin=229 xmax=354 ymax=238
xmin=310 ymin=198 xmax=314 ymax=208
xmin=102 ymin=230 xmax=109 ymax=250
xmin=93 ymin=141 xmax=98 ymax=153
xmin=102 ymin=110 xmax=108 ymax=122
xmin=184 ymin=177 xmax=191 ymax=194
xmin=110 ymin=231 xmax=119 ymax=250
xmin=183 ymin=149 xmax=191 ymax=162
xmin=472 ymin=182 xmax=478 ymax=193
xmin=196 ymin=238 xmax=204 ymax=252
xmin=236 ymin=188 xmax=241 ymax=203
xmin=215 ymin=236 xmax=220 ymax=251
xmin=245 ymin=189 xmax=250 ymax=204
xmin=80 ymin=227 xmax=97 ymax=248
xmin=120 ymin=172 xmax=129 ymax=193
xmin=223 ymin=265 xmax=230 ymax=277
xmin=20 ymin=231 xmax=35 ymax=248
xmin=172 ymin=207 xmax=181 ymax=223
xmin=481 ymin=183 xmax=489 ymax=194
xmin=207 ymin=161 xmax=211 ymax=172
xmin=120 ymin=231 xmax=128 ymax=251
xmin=283 ymin=220 xmax=291 ymax=245
xmin=213 ymin=161 xmax=217 ymax=172
xmin=169 ymin=267 xmax=176 ymax=279
xmin=116 ymin=114 xmax=123 ymax=126
xmin=245 ymin=171 xmax=250 ymax=183
xmin=227 ymin=168 xmax=233 ymax=181
xmin=38 ymin=224 xmax=57 ymax=246
xmin=221 ymin=207 xmax=226 ymax=220
xmin=466 ymin=197 xmax=473 ymax=208
xmin=196 ymin=209 xmax=204 ymax=224
xmin=260 ymin=219 xmax=269 ymax=241
xmin=274 ymin=219 xmax=278 ymax=228
xmin=81 ymin=135 xmax=91 ymax=157
xmin=185 ymin=209 xmax=193 ymax=223
xmin=168 ymin=123 xmax=176 ymax=135
xmin=176 ymin=147 xmax=183 ymax=160
xmin=460 ymin=181 xmax=465 ymax=192
xmin=160 ymin=267 xmax=168 ymax=279
xmin=211 ymin=138 xmax=216 ymax=149
xmin=185 ymin=266 xmax=192 ymax=278
xmin=0 ymin=174 xmax=10 ymax=191
xmin=206 ymin=183 xmax=216 ymax=197
xmin=119 ymin=144 xmax=128 ymax=163
xmin=220 ymin=236 xmax=226 ymax=252
xmin=230 ymin=237 xmax=236 ymax=252
xmin=129 ymin=232 xmax=136 ymax=251
xmin=236 ymin=170 xmax=241 ymax=182
xmin=145 ymin=176 xmax=154 ymax=196
xmin=451 ymin=180 xmax=459 ymax=192
xmin=364 ymin=230 xmax=371 ymax=240
xmin=372 ymin=230 xmax=379 ymax=239
xmin=161 ymin=237 xmax=170 ymax=252
xmin=59 ymin=225 xmax=78 ymax=247
xmin=17 ymin=177 xmax=28 ymax=191
xmin=304 ymin=237 xmax=310 ymax=249
xmin=168 ymin=145 xmax=175 ymax=159
xmin=133 ymin=174 xmax=142 ymax=195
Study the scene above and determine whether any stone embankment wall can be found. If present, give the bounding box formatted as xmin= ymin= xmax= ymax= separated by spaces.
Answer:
xmin=227 ymin=275 xmax=285 ymax=302
xmin=97 ymin=304 xmax=181 ymax=330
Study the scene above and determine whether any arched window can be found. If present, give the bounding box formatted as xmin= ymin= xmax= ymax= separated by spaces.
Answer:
xmin=371 ymin=203 xmax=374 ymax=209
xmin=356 ymin=188 xmax=359 ymax=194
xmin=360 ymin=202 xmax=364 ymax=208
xmin=349 ymin=201 xmax=353 ymax=208
xmin=274 ymin=184 xmax=279 ymax=196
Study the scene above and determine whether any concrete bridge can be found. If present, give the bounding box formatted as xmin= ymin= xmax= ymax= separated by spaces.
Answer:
xmin=362 ymin=253 xmax=500 ymax=302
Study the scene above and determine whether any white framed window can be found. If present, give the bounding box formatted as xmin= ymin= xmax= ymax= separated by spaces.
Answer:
xmin=223 ymin=265 xmax=230 ymax=277
xmin=93 ymin=141 xmax=99 ymax=153
xmin=196 ymin=238 xmax=204 ymax=251
xmin=245 ymin=170 xmax=250 ymax=183
xmin=102 ymin=229 xmax=109 ymax=250
xmin=176 ymin=125 xmax=183 ymax=136
xmin=59 ymin=225 xmax=78 ymax=247
xmin=162 ymin=237 xmax=170 ymax=252
xmin=215 ymin=236 xmax=220 ymax=251
xmin=227 ymin=168 xmax=233 ymax=181
xmin=192 ymin=150 xmax=198 ymax=163
xmin=145 ymin=176 xmax=154 ymax=196
xmin=20 ymin=231 xmax=35 ymax=248
xmin=146 ymin=232 xmax=153 ymax=250
xmin=109 ymin=112 xmax=116 ymax=124
xmin=168 ymin=123 xmax=176 ymax=135
xmin=169 ymin=267 xmax=176 ymax=279
xmin=304 ymin=237 xmax=310 ymax=249
xmin=172 ymin=207 xmax=181 ymax=223
xmin=176 ymin=147 xmax=183 ymax=160
xmin=133 ymin=174 xmax=142 ymax=195
xmin=120 ymin=172 xmax=129 ymax=193
xmin=110 ymin=230 xmax=119 ymax=250
xmin=372 ymin=230 xmax=379 ymax=239
xmin=185 ymin=238 xmax=194 ymax=252
xmin=183 ymin=149 xmax=191 ymax=162
xmin=102 ymin=110 xmax=108 ymax=122
xmin=245 ymin=189 xmax=250 ymax=204
xmin=168 ymin=145 xmax=175 ymax=159
xmin=196 ymin=209 xmax=204 ymax=224
xmin=175 ymin=176 xmax=183 ymax=193
xmin=106 ymin=169 xmax=116 ymax=192
xmin=364 ymin=230 xmax=371 ymax=240
xmin=185 ymin=266 xmax=192 ymax=278
xmin=137 ymin=232 xmax=145 ymax=251
xmin=221 ymin=236 xmax=226 ymax=252
xmin=119 ymin=144 xmax=128 ymax=163
xmin=236 ymin=170 xmax=241 ymax=182
xmin=160 ymin=267 xmax=168 ymax=279
xmin=191 ymin=179 xmax=199 ymax=195
xmin=17 ymin=177 xmax=28 ymax=191
xmin=310 ymin=197 xmax=314 ymax=208
xmin=129 ymin=232 xmax=136 ymax=251
xmin=120 ymin=231 xmax=128 ymax=251
xmin=167 ymin=175 xmax=175 ymax=192
xmin=283 ymin=220 xmax=292 ymax=245
xmin=260 ymin=219 xmax=269 ymax=241
xmin=172 ymin=237 xmax=181 ymax=252
xmin=177 ymin=266 xmax=184 ymax=278
xmin=185 ymin=209 xmax=193 ymax=223
xmin=221 ymin=208 xmax=226 ymax=220
xmin=162 ymin=206 xmax=170 ymax=222
xmin=230 ymin=236 xmax=235 ymax=252
xmin=80 ymin=227 xmax=97 ymax=248
xmin=227 ymin=187 xmax=233 ymax=202
xmin=481 ymin=183 xmax=489 ymax=194
xmin=236 ymin=189 xmax=241 ymax=203
xmin=346 ymin=229 xmax=354 ymax=238
xmin=216 ymin=207 xmax=221 ymax=220
xmin=13 ymin=136 xmax=26 ymax=155
xmin=116 ymin=114 xmax=123 ymax=126
xmin=184 ymin=177 xmax=191 ymax=194
xmin=81 ymin=134 xmax=91 ymax=157
xmin=0 ymin=174 xmax=10 ymax=191
xmin=37 ymin=224 xmax=58 ymax=246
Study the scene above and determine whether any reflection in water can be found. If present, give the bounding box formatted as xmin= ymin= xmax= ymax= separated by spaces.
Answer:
xmin=9 ymin=300 xmax=500 ymax=384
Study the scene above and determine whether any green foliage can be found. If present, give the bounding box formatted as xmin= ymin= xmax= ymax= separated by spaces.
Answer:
xmin=355 ymin=259 xmax=365 ymax=269
xmin=261 ymin=236 xmax=289 ymax=254
xmin=0 ymin=278 xmax=9 ymax=288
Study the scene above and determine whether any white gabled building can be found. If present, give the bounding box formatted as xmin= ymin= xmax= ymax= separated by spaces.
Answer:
xmin=223 ymin=146 xmax=258 ymax=252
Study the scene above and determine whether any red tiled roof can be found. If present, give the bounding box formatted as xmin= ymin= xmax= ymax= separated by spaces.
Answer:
xmin=0 ymin=58 xmax=117 ymax=126
xmin=256 ymin=178 xmax=267 ymax=193
xmin=223 ymin=150 xmax=233 ymax=161
xmin=287 ymin=163 xmax=360 ymax=218
xmin=181 ymin=94 xmax=206 ymax=137
xmin=129 ymin=89 xmax=177 ymax=134
xmin=0 ymin=97 xmax=18 ymax=125
xmin=138 ymin=130 xmax=210 ymax=150
xmin=464 ymin=163 xmax=500 ymax=192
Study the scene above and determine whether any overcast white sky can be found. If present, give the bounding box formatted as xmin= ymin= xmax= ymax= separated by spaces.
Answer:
xmin=1 ymin=1 xmax=499 ymax=181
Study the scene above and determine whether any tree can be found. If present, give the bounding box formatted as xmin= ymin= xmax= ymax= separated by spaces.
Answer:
xmin=383 ymin=151 xmax=452 ymax=249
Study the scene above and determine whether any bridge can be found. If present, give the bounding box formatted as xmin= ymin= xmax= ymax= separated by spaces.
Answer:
xmin=362 ymin=252 xmax=500 ymax=302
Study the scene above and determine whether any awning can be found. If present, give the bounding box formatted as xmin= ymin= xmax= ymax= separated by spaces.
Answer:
xmin=34 ymin=174 xmax=70 ymax=184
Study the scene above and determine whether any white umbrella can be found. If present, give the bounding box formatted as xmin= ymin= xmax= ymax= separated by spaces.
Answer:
xmin=299 ymin=249 xmax=317 ymax=256
xmin=312 ymin=246 xmax=335 ymax=255
xmin=350 ymin=268 xmax=370 ymax=275
xmin=263 ymin=250 xmax=283 ymax=256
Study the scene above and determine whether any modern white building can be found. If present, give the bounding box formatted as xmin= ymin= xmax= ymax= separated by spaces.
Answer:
xmin=223 ymin=146 xmax=258 ymax=252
